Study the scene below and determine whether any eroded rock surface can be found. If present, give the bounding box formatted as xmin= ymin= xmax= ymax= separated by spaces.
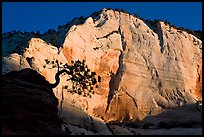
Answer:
xmin=60 ymin=9 xmax=202 ymax=122
xmin=2 ymin=8 xmax=202 ymax=124
xmin=2 ymin=69 xmax=62 ymax=135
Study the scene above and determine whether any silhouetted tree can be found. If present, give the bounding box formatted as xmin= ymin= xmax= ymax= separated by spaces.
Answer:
xmin=193 ymin=30 xmax=202 ymax=40
xmin=12 ymin=30 xmax=16 ymax=33
xmin=35 ymin=30 xmax=41 ymax=37
xmin=121 ymin=8 xmax=126 ymax=13
xmin=44 ymin=59 xmax=101 ymax=97
xmin=114 ymin=8 xmax=119 ymax=11
xmin=50 ymin=33 xmax=57 ymax=45
xmin=58 ymin=25 xmax=62 ymax=30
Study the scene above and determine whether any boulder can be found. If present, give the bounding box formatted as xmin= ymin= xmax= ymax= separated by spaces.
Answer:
xmin=2 ymin=68 xmax=62 ymax=135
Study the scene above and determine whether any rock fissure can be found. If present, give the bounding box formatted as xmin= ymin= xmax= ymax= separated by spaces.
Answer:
xmin=2 ymin=9 xmax=202 ymax=126
xmin=155 ymin=23 xmax=165 ymax=53
xmin=123 ymin=91 xmax=138 ymax=109
xmin=78 ymin=32 xmax=87 ymax=44
xmin=105 ymin=26 xmax=127 ymax=112
xmin=96 ymin=18 xmax=108 ymax=28
xmin=96 ymin=30 xmax=119 ymax=40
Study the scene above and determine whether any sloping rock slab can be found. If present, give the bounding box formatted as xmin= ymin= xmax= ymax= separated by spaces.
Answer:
xmin=2 ymin=68 xmax=62 ymax=135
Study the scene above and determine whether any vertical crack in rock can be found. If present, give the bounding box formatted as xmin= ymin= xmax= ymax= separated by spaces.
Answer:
xmin=123 ymin=91 xmax=138 ymax=109
xmin=105 ymin=26 xmax=127 ymax=113
xmin=145 ymin=21 xmax=165 ymax=54
xmin=118 ymin=26 xmax=127 ymax=51
xmin=156 ymin=23 xmax=165 ymax=53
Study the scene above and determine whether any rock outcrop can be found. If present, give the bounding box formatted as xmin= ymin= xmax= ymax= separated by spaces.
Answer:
xmin=59 ymin=9 xmax=202 ymax=122
xmin=1 ymin=68 xmax=114 ymax=135
xmin=2 ymin=8 xmax=202 ymax=124
xmin=2 ymin=68 xmax=62 ymax=135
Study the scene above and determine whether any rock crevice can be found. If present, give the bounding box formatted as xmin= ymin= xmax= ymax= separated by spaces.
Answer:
xmin=2 ymin=9 xmax=202 ymax=124
xmin=106 ymin=25 xmax=127 ymax=112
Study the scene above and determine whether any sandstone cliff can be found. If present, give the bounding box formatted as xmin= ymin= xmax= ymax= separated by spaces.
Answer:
xmin=2 ymin=8 xmax=202 ymax=123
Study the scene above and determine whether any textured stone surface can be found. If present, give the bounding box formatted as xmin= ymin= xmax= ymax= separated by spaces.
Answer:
xmin=2 ymin=53 xmax=31 ymax=74
xmin=1 ymin=68 xmax=113 ymax=135
xmin=60 ymin=9 xmax=202 ymax=122
xmin=2 ymin=8 xmax=202 ymax=123
xmin=2 ymin=69 xmax=62 ymax=135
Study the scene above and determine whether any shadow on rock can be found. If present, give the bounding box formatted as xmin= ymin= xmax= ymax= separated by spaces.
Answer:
xmin=2 ymin=68 xmax=113 ymax=135
xmin=124 ymin=103 xmax=202 ymax=129
xmin=2 ymin=68 xmax=62 ymax=135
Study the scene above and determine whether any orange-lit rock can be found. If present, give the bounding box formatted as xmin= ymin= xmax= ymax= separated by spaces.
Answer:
xmin=2 ymin=8 xmax=202 ymax=123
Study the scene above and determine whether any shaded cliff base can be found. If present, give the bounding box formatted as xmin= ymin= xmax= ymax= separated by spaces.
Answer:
xmin=59 ymin=102 xmax=202 ymax=135
xmin=107 ymin=103 xmax=202 ymax=135
xmin=2 ymin=68 xmax=63 ymax=135
xmin=2 ymin=68 xmax=202 ymax=135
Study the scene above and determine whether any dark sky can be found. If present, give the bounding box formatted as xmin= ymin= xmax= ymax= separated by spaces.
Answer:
xmin=2 ymin=2 xmax=202 ymax=33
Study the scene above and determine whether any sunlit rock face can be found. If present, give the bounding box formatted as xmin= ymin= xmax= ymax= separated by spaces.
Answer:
xmin=2 ymin=8 xmax=202 ymax=123
xmin=2 ymin=53 xmax=31 ymax=74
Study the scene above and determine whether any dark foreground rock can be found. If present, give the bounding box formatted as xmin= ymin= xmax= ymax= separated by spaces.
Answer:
xmin=1 ymin=68 xmax=202 ymax=135
xmin=2 ymin=68 xmax=63 ymax=135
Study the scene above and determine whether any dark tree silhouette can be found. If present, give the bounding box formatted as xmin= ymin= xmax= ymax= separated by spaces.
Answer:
xmin=50 ymin=33 xmax=57 ymax=45
xmin=44 ymin=59 xmax=101 ymax=97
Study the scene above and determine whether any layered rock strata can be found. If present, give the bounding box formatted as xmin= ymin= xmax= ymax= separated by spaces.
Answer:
xmin=2 ymin=8 xmax=202 ymax=123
